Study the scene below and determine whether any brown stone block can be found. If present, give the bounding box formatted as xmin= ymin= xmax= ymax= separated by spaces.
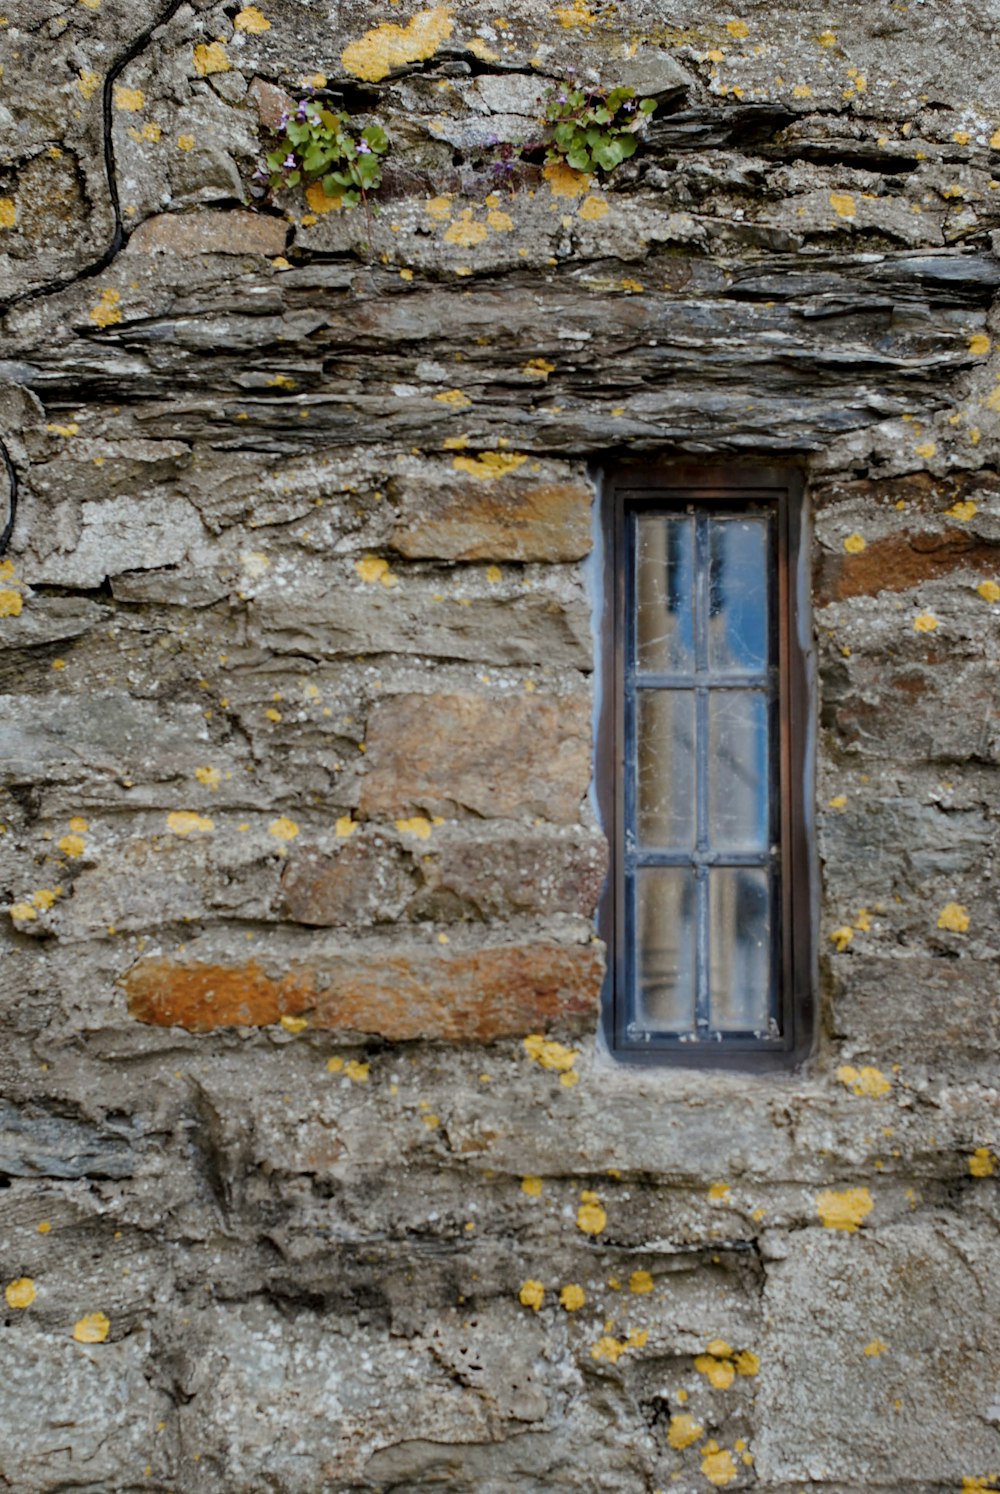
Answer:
xmin=816 ymin=527 xmax=997 ymax=604
xmin=359 ymin=692 xmax=592 ymax=823
xmin=414 ymin=826 xmax=608 ymax=920
xmin=389 ymin=478 xmax=593 ymax=562
xmin=280 ymin=836 xmax=412 ymax=927
xmin=123 ymin=943 xmax=604 ymax=1040
xmin=127 ymin=211 xmax=288 ymax=258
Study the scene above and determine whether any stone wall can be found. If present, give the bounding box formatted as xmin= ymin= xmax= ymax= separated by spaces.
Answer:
xmin=0 ymin=2 xmax=998 ymax=1490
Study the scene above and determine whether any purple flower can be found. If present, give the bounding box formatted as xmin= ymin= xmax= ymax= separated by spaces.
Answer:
xmin=357 ymin=139 xmax=372 ymax=154
xmin=279 ymin=109 xmax=290 ymax=127
xmin=252 ymin=166 xmax=268 ymax=181
xmin=282 ymin=153 xmax=297 ymax=169
xmin=296 ymin=101 xmax=309 ymax=121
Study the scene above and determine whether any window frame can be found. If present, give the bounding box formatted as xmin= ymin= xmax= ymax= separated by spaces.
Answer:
xmin=597 ymin=463 xmax=814 ymax=1071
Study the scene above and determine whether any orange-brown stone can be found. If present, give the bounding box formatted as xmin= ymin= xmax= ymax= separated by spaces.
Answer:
xmin=816 ymin=528 xmax=997 ymax=604
xmin=127 ymin=211 xmax=288 ymax=257
xmin=123 ymin=943 xmax=604 ymax=1040
xmin=389 ymin=478 xmax=593 ymax=562
xmin=360 ymin=691 xmax=592 ymax=823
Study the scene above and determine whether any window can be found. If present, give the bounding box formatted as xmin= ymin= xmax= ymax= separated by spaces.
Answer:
xmin=598 ymin=466 xmax=813 ymax=1068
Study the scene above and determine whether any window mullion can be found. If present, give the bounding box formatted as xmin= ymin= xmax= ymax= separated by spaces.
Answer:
xmin=693 ymin=511 xmax=711 ymax=1036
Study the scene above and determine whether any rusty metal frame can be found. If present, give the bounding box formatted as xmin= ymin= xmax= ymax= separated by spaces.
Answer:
xmin=597 ymin=462 xmax=813 ymax=1070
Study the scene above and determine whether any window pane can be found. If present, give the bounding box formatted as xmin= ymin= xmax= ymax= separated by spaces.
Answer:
xmin=636 ymin=689 xmax=696 ymax=849
xmin=635 ymin=516 xmax=694 ymax=673
xmin=635 ymin=868 xmax=696 ymax=1033
xmin=708 ymin=691 xmax=769 ymax=851
xmin=709 ymin=868 xmax=771 ymax=1032
xmin=708 ymin=517 xmax=769 ymax=673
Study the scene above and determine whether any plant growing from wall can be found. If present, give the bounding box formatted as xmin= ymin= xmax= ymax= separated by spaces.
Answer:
xmin=263 ymin=97 xmax=389 ymax=208
xmin=541 ymin=84 xmax=657 ymax=175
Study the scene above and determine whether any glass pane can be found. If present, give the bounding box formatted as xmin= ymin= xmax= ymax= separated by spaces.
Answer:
xmin=637 ymin=690 xmax=696 ymax=849
xmin=709 ymin=868 xmax=772 ymax=1032
xmin=634 ymin=868 xmax=697 ymax=1033
xmin=635 ymin=516 xmax=694 ymax=673
xmin=708 ymin=517 xmax=769 ymax=673
xmin=708 ymin=691 xmax=769 ymax=851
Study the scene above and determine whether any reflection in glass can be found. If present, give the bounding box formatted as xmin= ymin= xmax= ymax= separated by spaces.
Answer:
xmin=637 ymin=690 xmax=695 ymax=849
xmin=636 ymin=868 xmax=696 ymax=1033
xmin=636 ymin=517 xmax=694 ymax=673
xmin=708 ymin=518 xmax=769 ymax=672
xmin=708 ymin=692 xmax=769 ymax=851
xmin=709 ymin=868 xmax=771 ymax=1031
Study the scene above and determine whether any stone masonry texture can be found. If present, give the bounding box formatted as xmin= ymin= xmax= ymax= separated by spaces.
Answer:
xmin=0 ymin=1 xmax=998 ymax=1491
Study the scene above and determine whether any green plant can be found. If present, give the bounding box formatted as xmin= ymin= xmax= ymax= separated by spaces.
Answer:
xmin=543 ymin=84 xmax=657 ymax=175
xmin=263 ymin=97 xmax=389 ymax=208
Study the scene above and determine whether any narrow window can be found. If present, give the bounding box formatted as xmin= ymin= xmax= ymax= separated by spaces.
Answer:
xmin=599 ymin=467 xmax=812 ymax=1067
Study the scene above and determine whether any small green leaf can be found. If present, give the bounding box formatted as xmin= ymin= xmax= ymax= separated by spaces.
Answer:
xmin=567 ymin=146 xmax=592 ymax=172
xmin=639 ymin=97 xmax=657 ymax=114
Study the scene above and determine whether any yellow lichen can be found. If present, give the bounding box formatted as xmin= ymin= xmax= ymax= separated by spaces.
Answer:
xmin=829 ymin=192 xmax=856 ymax=219
xmin=165 ymin=811 xmax=214 ymax=836
xmin=345 ymin=1059 xmax=369 ymax=1083
xmin=523 ymin=358 xmax=556 ymax=379
xmin=433 ymin=388 xmax=472 ymax=408
xmin=726 ymin=19 xmax=749 ymax=37
xmin=576 ymin=1196 xmax=607 ymax=1235
xmin=668 ymin=1413 xmax=704 ymax=1449
xmin=946 ymin=499 xmax=977 ymax=521
xmin=701 ymin=1443 xmax=738 ymax=1487
xmin=90 ymin=289 xmax=122 ymax=328
xmin=523 ymin=1034 xmax=578 ymax=1072
xmin=864 ymin=1339 xmax=889 ymax=1356
xmin=336 ymin=816 xmax=357 ymax=838
xmin=707 ymin=1182 xmax=730 ymax=1203
xmin=792 ymin=82 xmax=812 ymax=98
xmin=341 ymin=7 xmax=454 ymax=83
xmin=5 ymin=1277 xmax=36 ymax=1309
xmin=128 ymin=121 xmax=161 ymax=143
xmin=828 ymin=794 xmax=848 ymax=811
xmin=193 ymin=41 xmax=230 ymax=76
xmin=466 ymin=36 xmax=499 ymax=62
xmin=304 ymin=181 xmax=343 ymax=215
xmin=485 ymin=565 xmax=502 ymax=584
xmin=113 ymin=85 xmax=144 ymax=111
xmin=553 ymin=0 xmax=595 ymax=26
xmin=830 ymin=925 xmax=854 ymax=952
xmin=962 ymin=1480 xmax=1000 ymax=1492
xmin=577 ymin=194 xmax=610 ymax=222
xmin=443 ymin=212 xmax=488 ymax=247
xmin=734 ymin=1349 xmax=760 ymax=1377
xmin=629 ymin=1270 xmax=653 ymax=1294
xmin=817 ymin=29 xmax=837 ymax=45
xmin=521 ymin=1175 xmax=543 ymax=1197
xmin=937 ymin=901 xmax=970 ymax=932
xmin=326 ymin=1056 xmax=344 ymax=1073
xmin=836 ymin=1065 xmax=892 ymax=1099
xmin=915 ymin=441 xmax=937 ymax=460
xmin=0 ymin=589 xmax=23 ymax=617
xmin=268 ymin=817 xmax=300 ymax=842
xmin=815 ymin=1186 xmax=874 ymax=1232
xmin=395 ymin=817 xmax=432 ymax=839
xmin=73 ymin=1311 xmax=110 ymax=1343
xmin=543 ymin=161 xmax=590 ymax=198
xmin=10 ymin=902 xmax=37 ymax=923
xmin=234 ymin=4 xmax=270 ymax=31
xmin=591 ymin=1328 xmax=648 ymax=1363
xmin=695 ymin=1353 xmax=735 ymax=1389
xmin=279 ymin=1014 xmax=308 ymax=1034
xmin=425 ymin=195 xmax=452 ymax=221
xmin=560 ymin=1283 xmax=586 ymax=1310
xmin=354 ymin=555 xmax=398 ymax=587
xmin=58 ymin=833 xmax=86 ymax=858
xmin=968 ymin=334 xmax=991 ymax=356
xmin=519 ymin=1279 xmax=545 ymax=1311
xmin=913 ymin=612 xmax=938 ymax=633
xmin=969 ymin=1148 xmax=995 ymax=1178
xmin=843 ymin=532 xmax=866 ymax=553
xmin=487 ymin=208 xmax=514 ymax=232
xmin=37 ymin=1221 xmax=50 ymax=1234
xmin=47 ymin=423 xmax=79 ymax=438
xmin=977 ymin=580 xmax=1000 ymax=603
xmin=452 ymin=451 xmax=527 ymax=481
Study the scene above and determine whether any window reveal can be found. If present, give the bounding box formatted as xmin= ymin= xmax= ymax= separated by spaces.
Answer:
xmin=600 ymin=468 xmax=812 ymax=1067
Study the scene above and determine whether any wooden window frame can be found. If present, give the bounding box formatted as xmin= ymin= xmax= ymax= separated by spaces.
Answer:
xmin=596 ymin=463 xmax=814 ymax=1070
